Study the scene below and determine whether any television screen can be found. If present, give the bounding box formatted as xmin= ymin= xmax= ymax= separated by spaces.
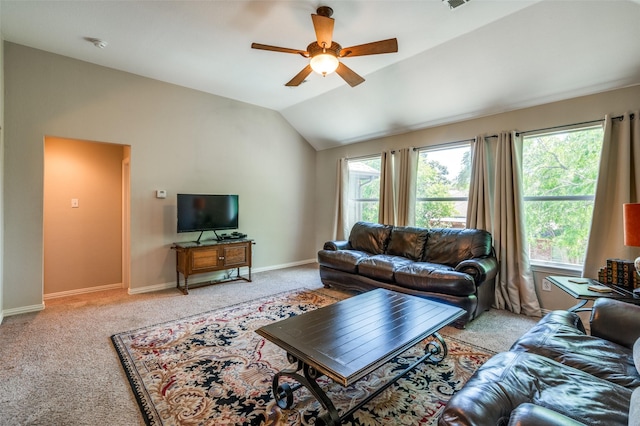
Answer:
xmin=177 ymin=194 xmax=239 ymax=233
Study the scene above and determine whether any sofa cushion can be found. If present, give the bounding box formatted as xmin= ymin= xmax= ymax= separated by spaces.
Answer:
xmin=394 ymin=263 xmax=476 ymax=296
xmin=357 ymin=254 xmax=413 ymax=282
xmin=424 ymin=228 xmax=492 ymax=267
xmin=386 ymin=226 xmax=429 ymax=261
xmin=511 ymin=310 xmax=640 ymax=389
xmin=438 ymin=351 xmax=632 ymax=426
xmin=348 ymin=222 xmax=392 ymax=255
xmin=317 ymin=249 xmax=371 ymax=274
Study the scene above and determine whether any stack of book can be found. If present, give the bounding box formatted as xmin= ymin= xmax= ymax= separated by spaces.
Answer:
xmin=597 ymin=259 xmax=639 ymax=290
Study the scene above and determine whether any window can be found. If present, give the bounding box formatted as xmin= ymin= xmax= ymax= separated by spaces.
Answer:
xmin=346 ymin=156 xmax=381 ymax=230
xmin=522 ymin=126 xmax=604 ymax=267
xmin=415 ymin=144 xmax=472 ymax=229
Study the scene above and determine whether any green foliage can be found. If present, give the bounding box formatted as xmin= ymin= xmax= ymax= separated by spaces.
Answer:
xmin=523 ymin=127 xmax=604 ymax=265
xmin=415 ymin=147 xmax=471 ymax=228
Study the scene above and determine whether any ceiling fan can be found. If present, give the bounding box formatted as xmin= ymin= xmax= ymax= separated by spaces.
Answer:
xmin=251 ymin=6 xmax=398 ymax=87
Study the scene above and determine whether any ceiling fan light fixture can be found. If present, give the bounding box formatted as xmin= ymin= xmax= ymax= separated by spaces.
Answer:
xmin=310 ymin=52 xmax=339 ymax=76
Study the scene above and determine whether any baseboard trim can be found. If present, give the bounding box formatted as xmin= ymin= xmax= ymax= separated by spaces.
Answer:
xmin=4 ymin=303 xmax=45 ymax=317
xmin=44 ymin=283 xmax=123 ymax=300
xmin=128 ymin=259 xmax=317 ymax=295
xmin=128 ymin=282 xmax=175 ymax=295
xmin=252 ymin=258 xmax=316 ymax=273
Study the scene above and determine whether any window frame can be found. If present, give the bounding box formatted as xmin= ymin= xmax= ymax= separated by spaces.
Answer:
xmin=345 ymin=154 xmax=382 ymax=228
xmin=521 ymin=125 xmax=604 ymax=269
xmin=414 ymin=141 xmax=472 ymax=229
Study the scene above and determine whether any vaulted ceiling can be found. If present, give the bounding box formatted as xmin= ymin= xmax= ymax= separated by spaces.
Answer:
xmin=2 ymin=0 xmax=640 ymax=150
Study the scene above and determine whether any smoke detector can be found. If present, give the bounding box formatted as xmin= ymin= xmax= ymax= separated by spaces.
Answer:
xmin=84 ymin=37 xmax=108 ymax=49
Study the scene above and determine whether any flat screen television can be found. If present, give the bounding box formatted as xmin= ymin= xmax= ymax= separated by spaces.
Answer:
xmin=177 ymin=194 xmax=239 ymax=238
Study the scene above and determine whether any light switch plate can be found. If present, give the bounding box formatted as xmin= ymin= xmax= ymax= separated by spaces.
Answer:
xmin=156 ymin=190 xmax=167 ymax=199
xmin=71 ymin=198 xmax=79 ymax=208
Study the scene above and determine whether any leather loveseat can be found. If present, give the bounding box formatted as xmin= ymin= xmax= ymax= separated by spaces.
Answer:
xmin=317 ymin=221 xmax=498 ymax=326
xmin=438 ymin=297 xmax=640 ymax=426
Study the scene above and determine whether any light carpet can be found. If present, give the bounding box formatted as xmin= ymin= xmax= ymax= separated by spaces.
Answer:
xmin=112 ymin=289 xmax=495 ymax=426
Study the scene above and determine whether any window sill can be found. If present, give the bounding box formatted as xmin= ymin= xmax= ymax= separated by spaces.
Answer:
xmin=530 ymin=261 xmax=582 ymax=276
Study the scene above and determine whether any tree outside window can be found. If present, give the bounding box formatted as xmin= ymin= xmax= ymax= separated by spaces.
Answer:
xmin=415 ymin=144 xmax=471 ymax=229
xmin=522 ymin=126 xmax=604 ymax=266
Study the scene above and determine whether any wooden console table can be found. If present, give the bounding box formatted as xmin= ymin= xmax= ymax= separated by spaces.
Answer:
xmin=172 ymin=239 xmax=253 ymax=295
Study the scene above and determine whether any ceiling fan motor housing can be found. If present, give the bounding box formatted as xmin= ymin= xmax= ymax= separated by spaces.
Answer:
xmin=316 ymin=6 xmax=334 ymax=18
xmin=307 ymin=41 xmax=341 ymax=58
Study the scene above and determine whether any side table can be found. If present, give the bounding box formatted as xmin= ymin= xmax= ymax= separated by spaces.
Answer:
xmin=546 ymin=276 xmax=640 ymax=311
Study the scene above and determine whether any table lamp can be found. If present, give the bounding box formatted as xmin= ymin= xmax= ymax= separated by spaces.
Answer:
xmin=623 ymin=203 xmax=640 ymax=283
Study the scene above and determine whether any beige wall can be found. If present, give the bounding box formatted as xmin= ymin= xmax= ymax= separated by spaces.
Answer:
xmin=315 ymin=84 xmax=640 ymax=313
xmin=44 ymin=137 xmax=125 ymax=295
xmin=3 ymin=42 xmax=317 ymax=312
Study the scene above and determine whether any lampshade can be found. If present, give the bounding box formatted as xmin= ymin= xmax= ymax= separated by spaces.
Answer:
xmin=624 ymin=203 xmax=640 ymax=247
xmin=310 ymin=53 xmax=339 ymax=76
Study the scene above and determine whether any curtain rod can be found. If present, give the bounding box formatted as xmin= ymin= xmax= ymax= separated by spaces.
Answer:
xmin=515 ymin=114 xmax=631 ymax=137
xmin=412 ymin=137 xmax=475 ymax=151
xmin=412 ymin=135 xmax=499 ymax=151
xmin=350 ymin=114 xmax=634 ymax=158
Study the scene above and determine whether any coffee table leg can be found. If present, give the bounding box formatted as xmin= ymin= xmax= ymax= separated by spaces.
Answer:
xmin=423 ymin=332 xmax=448 ymax=364
xmin=271 ymin=335 xmax=449 ymax=426
xmin=271 ymin=356 xmax=341 ymax=426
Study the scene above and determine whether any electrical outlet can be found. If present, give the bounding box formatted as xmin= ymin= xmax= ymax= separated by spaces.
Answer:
xmin=71 ymin=198 xmax=79 ymax=208
xmin=542 ymin=279 xmax=552 ymax=292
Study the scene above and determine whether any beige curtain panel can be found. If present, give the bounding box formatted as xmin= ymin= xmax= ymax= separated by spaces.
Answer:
xmin=467 ymin=136 xmax=493 ymax=231
xmin=467 ymin=132 xmax=541 ymax=317
xmin=378 ymin=148 xmax=418 ymax=226
xmin=583 ymin=112 xmax=640 ymax=278
xmin=379 ymin=151 xmax=395 ymax=225
xmin=395 ymin=148 xmax=418 ymax=227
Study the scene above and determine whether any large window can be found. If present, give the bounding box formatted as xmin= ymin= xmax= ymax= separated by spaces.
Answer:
xmin=522 ymin=126 xmax=604 ymax=267
xmin=346 ymin=156 xmax=381 ymax=230
xmin=415 ymin=144 xmax=472 ymax=229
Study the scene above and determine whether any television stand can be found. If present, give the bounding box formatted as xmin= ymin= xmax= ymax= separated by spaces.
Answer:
xmin=171 ymin=239 xmax=253 ymax=295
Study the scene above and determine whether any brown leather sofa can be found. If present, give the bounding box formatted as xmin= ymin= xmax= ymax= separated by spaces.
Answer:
xmin=438 ymin=297 xmax=640 ymax=425
xmin=317 ymin=221 xmax=498 ymax=326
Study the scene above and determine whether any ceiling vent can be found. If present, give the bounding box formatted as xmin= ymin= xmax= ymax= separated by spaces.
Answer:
xmin=443 ymin=0 xmax=471 ymax=10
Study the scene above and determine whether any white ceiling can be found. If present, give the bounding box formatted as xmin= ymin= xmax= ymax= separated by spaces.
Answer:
xmin=2 ymin=0 xmax=640 ymax=150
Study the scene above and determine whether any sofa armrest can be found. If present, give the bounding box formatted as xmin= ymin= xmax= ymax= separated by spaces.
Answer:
xmin=508 ymin=403 xmax=585 ymax=426
xmin=323 ymin=240 xmax=350 ymax=251
xmin=455 ymin=256 xmax=498 ymax=285
xmin=590 ymin=297 xmax=640 ymax=349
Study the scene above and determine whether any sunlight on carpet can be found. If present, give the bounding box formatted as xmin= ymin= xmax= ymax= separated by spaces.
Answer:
xmin=111 ymin=289 xmax=494 ymax=426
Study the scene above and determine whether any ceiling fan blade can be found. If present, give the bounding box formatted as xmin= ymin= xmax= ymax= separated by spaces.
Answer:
xmin=311 ymin=13 xmax=334 ymax=48
xmin=340 ymin=38 xmax=398 ymax=57
xmin=251 ymin=43 xmax=308 ymax=56
xmin=335 ymin=62 xmax=365 ymax=87
xmin=285 ymin=65 xmax=313 ymax=87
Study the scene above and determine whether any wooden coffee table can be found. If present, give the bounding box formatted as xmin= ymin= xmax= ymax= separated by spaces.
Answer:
xmin=255 ymin=288 xmax=464 ymax=425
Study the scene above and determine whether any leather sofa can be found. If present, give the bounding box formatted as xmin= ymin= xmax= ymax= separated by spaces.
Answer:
xmin=438 ymin=297 xmax=640 ymax=426
xmin=317 ymin=221 xmax=498 ymax=326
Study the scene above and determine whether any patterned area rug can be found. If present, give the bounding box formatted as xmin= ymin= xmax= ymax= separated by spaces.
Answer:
xmin=111 ymin=289 xmax=493 ymax=426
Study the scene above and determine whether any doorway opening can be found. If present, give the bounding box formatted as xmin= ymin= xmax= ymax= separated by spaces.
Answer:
xmin=43 ymin=136 xmax=131 ymax=299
